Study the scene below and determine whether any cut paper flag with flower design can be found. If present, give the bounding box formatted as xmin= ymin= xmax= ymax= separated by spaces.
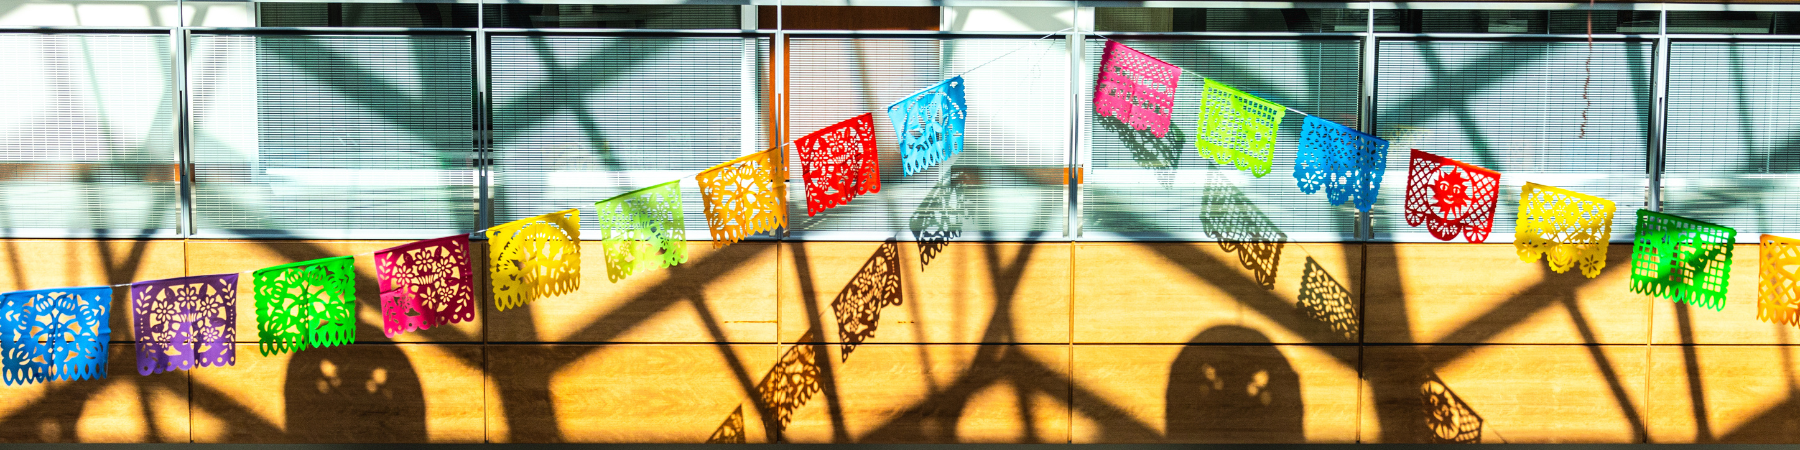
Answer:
xmin=255 ymin=255 xmax=356 ymax=356
xmin=1295 ymin=115 xmax=1389 ymax=212
xmin=1 ymin=286 xmax=110 ymax=385
xmin=1196 ymin=78 xmax=1286 ymax=177
xmin=488 ymin=209 xmax=581 ymax=311
xmin=596 ymin=180 xmax=687 ymax=283
xmin=796 ymin=113 xmax=881 ymax=216
xmin=1758 ymin=234 xmax=1800 ymax=328
xmin=1404 ymin=149 xmax=1501 ymax=243
xmin=1515 ymin=182 xmax=1616 ymax=278
xmin=889 ymin=76 xmax=967 ymax=176
xmin=1094 ymin=40 xmax=1181 ymax=138
xmin=1629 ymin=210 xmax=1736 ymax=311
xmin=699 ymin=146 xmax=788 ymax=248
xmin=375 ymin=235 xmax=476 ymax=337
xmin=131 ymin=274 xmax=237 ymax=376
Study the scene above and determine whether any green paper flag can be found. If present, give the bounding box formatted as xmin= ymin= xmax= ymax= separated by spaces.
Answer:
xmin=254 ymin=255 xmax=357 ymax=356
xmin=595 ymin=180 xmax=688 ymax=283
xmin=1629 ymin=209 xmax=1737 ymax=311
xmin=1196 ymin=78 xmax=1287 ymax=178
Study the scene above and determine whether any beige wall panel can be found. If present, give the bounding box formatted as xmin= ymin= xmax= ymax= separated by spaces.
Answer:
xmin=1364 ymin=243 xmax=1646 ymax=344
xmin=1073 ymin=242 xmax=1361 ymax=344
xmin=780 ymin=343 xmax=1069 ymax=443
xmin=1362 ymin=345 xmax=1646 ymax=443
xmin=185 ymin=240 xmax=484 ymax=343
xmin=780 ymin=241 xmax=1068 ymax=344
xmin=1070 ymin=343 xmax=1360 ymax=443
xmin=0 ymin=345 xmax=188 ymax=443
xmin=1650 ymin=244 xmax=1798 ymax=344
xmin=484 ymin=344 xmax=774 ymax=443
xmin=0 ymin=239 xmax=185 ymax=340
xmin=486 ymin=241 xmax=775 ymax=343
xmin=1648 ymin=345 xmax=1800 ymax=443
xmin=189 ymin=343 xmax=484 ymax=443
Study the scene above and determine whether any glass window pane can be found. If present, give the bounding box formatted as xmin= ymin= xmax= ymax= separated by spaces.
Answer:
xmin=1664 ymin=42 xmax=1800 ymax=240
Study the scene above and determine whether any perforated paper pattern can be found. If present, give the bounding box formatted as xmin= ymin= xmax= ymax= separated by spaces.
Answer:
xmin=1515 ymin=182 xmax=1616 ymax=278
xmin=1629 ymin=210 xmax=1736 ymax=310
xmin=254 ymin=255 xmax=356 ymax=356
xmin=596 ymin=180 xmax=688 ymax=283
xmin=1 ymin=286 xmax=110 ymax=385
xmin=1298 ymin=257 xmax=1358 ymax=341
xmin=1094 ymin=40 xmax=1181 ymax=138
xmin=832 ymin=240 xmax=902 ymax=361
xmin=375 ymin=235 xmax=476 ymax=337
xmin=698 ymin=147 xmax=788 ymax=248
xmin=1758 ymin=235 xmax=1800 ymax=328
xmin=757 ymin=333 xmax=821 ymax=433
xmin=131 ymin=274 xmax=237 ymax=375
xmin=487 ymin=209 xmax=581 ymax=311
xmin=1196 ymin=78 xmax=1286 ymax=177
xmin=796 ymin=113 xmax=881 ymax=216
xmin=888 ymin=76 xmax=967 ymax=176
xmin=1296 ymin=115 xmax=1389 ymax=212
xmin=1404 ymin=149 xmax=1502 ymax=243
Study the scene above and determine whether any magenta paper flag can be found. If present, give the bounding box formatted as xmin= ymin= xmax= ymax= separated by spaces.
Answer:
xmin=131 ymin=274 xmax=238 ymax=376
xmin=375 ymin=234 xmax=476 ymax=337
xmin=1094 ymin=40 xmax=1181 ymax=138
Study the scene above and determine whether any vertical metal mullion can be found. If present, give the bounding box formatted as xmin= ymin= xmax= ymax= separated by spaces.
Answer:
xmin=1648 ymin=8 xmax=1670 ymax=213
xmin=173 ymin=26 xmax=195 ymax=238
xmin=476 ymin=29 xmax=492 ymax=232
xmin=1067 ymin=27 xmax=1084 ymax=239
xmin=1356 ymin=6 xmax=1378 ymax=241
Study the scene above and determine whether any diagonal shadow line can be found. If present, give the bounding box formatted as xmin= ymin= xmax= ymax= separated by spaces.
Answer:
xmin=1562 ymin=295 xmax=1649 ymax=440
xmin=784 ymin=242 xmax=853 ymax=443
xmin=179 ymin=372 xmax=286 ymax=438
xmin=683 ymin=292 xmax=779 ymax=441
xmin=1429 ymin=262 xmax=1606 ymax=349
xmin=1674 ymin=301 xmax=1713 ymax=442
xmin=487 ymin=37 xmax=678 ymax=144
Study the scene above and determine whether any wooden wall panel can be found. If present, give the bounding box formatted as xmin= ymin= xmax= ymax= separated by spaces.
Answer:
xmin=486 ymin=242 xmax=776 ymax=343
xmin=1070 ymin=343 xmax=1361 ymax=443
xmin=0 ymin=345 xmax=188 ymax=443
xmin=1361 ymin=345 xmax=1647 ymax=443
xmin=779 ymin=343 xmax=1069 ymax=443
xmin=1650 ymin=244 xmax=1796 ymax=345
xmin=0 ymin=239 xmax=185 ymax=340
xmin=781 ymin=241 xmax=1069 ymax=345
xmin=1364 ymin=244 xmax=1646 ymax=344
xmin=484 ymin=344 xmax=775 ymax=443
xmin=1648 ymin=345 xmax=1800 ymax=443
xmin=1074 ymin=242 xmax=1362 ymax=344
xmin=189 ymin=343 xmax=484 ymax=443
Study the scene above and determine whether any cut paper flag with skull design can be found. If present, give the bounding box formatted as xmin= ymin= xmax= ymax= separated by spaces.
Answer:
xmin=699 ymin=146 xmax=788 ymax=248
xmin=1404 ymin=149 xmax=1501 ymax=243
xmin=375 ymin=235 xmax=476 ymax=337
xmin=132 ymin=274 xmax=236 ymax=375
xmin=889 ymin=76 xmax=967 ymax=176
xmin=255 ymin=255 xmax=356 ymax=356
xmin=796 ymin=113 xmax=881 ymax=216
xmin=596 ymin=180 xmax=688 ymax=283
xmin=1758 ymin=234 xmax=1800 ymax=328
xmin=1629 ymin=210 xmax=1736 ymax=311
xmin=1515 ymin=182 xmax=1616 ymax=278
xmin=488 ymin=209 xmax=581 ymax=311
xmin=1196 ymin=78 xmax=1286 ymax=177
xmin=1 ymin=286 xmax=111 ymax=385
xmin=1094 ymin=40 xmax=1181 ymax=138
xmin=1295 ymin=115 xmax=1389 ymax=212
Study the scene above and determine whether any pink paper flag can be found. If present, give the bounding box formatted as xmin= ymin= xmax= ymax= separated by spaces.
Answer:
xmin=1095 ymin=40 xmax=1182 ymax=138
xmin=374 ymin=234 xmax=476 ymax=337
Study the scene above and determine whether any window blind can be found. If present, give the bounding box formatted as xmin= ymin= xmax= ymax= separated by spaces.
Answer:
xmin=1664 ymin=42 xmax=1800 ymax=241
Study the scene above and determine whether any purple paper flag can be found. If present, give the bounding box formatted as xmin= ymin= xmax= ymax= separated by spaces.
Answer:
xmin=375 ymin=234 xmax=476 ymax=337
xmin=131 ymin=274 xmax=238 ymax=376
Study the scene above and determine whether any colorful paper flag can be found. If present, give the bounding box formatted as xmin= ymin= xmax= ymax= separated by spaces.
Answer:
xmin=375 ymin=235 xmax=476 ymax=337
xmin=1758 ymin=234 xmax=1800 ymax=328
xmin=1296 ymin=115 xmax=1389 ymax=212
xmin=1094 ymin=40 xmax=1181 ymax=138
xmin=698 ymin=146 xmax=788 ymax=248
xmin=255 ymin=255 xmax=356 ymax=356
xmin=1404 ymin=149 xmax=1501 ymax=243
xmin=1515 ymin=182 xmax=1616 ymax=278
xmin=1 ymin=286 xmax=111 ymax=385
xmin=796 ymin=113 xmax=881 ymax=216
xmin=1196 ymin=78 xmax=1286 ymax=177
xmin=889 ymin=76 xmax=967 ymax=176
xmin=131 ymin=274 xmax=236 ymax=375
xmin=595 ymin=180 xmax=688 ymax=283
xmin=1629 ymin=210 xmax=1736 ymax=310
xmin=488 ymin=209 xmax=582 ymax=311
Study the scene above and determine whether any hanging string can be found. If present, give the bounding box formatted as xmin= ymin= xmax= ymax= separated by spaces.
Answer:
xmin=1581 ymin=0 xmax=1594 ymax=139
xmin=956 ymin=26 xmax=1077 ymax=77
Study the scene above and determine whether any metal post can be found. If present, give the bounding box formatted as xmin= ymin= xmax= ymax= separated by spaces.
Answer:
xmin=1356 ymin=5 xmax=1379 ymax=241
xmin=1648 ymin=8 xmax=1669 ymax=212
xmin=173 ymin=24 xmax=195 ymax=237
xmin=475 ymin=29 xmax=492 ymax=232
xmin=1067 ymin=9 xmax=1084 ymax=239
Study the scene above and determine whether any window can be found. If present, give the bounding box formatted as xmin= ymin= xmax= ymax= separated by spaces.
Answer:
xmin=1664 ymin=42 xmax=1800 ymax=240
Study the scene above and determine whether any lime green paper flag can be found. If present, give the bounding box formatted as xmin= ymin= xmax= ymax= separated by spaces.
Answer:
xmin=254 ymin=255 xmax=356 ymax=356
xmin=596 ymin=180 xmax=688 ymax=283
xmin=1196 ymin=78 xmax=1287 ymax=178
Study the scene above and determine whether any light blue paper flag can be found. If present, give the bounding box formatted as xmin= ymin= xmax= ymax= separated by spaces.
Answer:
xmin=2 ymin=286 xmax=111 ymax=385
xmin=1295 ymin=115 xmax=1390 ymax=212
xmin=889 ymin=76 xmax=967 ymax=176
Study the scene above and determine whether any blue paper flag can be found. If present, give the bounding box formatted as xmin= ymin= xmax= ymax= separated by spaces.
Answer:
xmin=1295 ymin=115 xmax=1389 ymax=212
xmin=2 ymin=286 xmax=111 ymax=385
xmin=889 ymin=76 xmax=967 ymax=176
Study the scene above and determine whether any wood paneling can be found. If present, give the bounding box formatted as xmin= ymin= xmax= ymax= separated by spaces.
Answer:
xmin=780 ymin=343 xmax=1069 ymax=443
xmin=1362 ymin=345 xmax=1647 ymax=443
xmin=1648 ymin=345 xmax=1800 ymax=443
xmin=487 ymin=241 xmax=776 ymax=343
xmin=0 ymin=345 xmax=188 ymax=443
xmin=1070 ymin=342 xmax=1361 ymax=443
xmin=1650 ymin=244 xmax=1796 ymax=345
xmin=0 ymin=239 xmax=185 ymax=340
xmin=780 ymin=241 xmax=1068 ymax=344
xmin=757 ymin=6 xmax=938 ymax=30
xmin=484 ymin=344 xmax=775 ymax=443
xmin=189 ymin=343 xmax=484 ymax=443
xmin=1364 ymin=243 xmax=1647 ymax=344
xmin=1074 ymin=242 xmax=1362 ymax=344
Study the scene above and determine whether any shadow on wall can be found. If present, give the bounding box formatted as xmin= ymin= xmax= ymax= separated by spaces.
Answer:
xmin=282 ymin=344 xmax=426 ymax=442
xmin=1100 ymin=116 xmax=1187 ymax=189
xmin=910 ymin=171 xmax=968 ymax=269
xmin=1166 ymin=326 xmax=1302 ymax=443
xmin=1297 ymin=256 xmax=1359 ymax=341
xmin=1200 ymin=173 xmax=1288 ymax=289
xmin=832 ymin=238 xmax=903 ymax=361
